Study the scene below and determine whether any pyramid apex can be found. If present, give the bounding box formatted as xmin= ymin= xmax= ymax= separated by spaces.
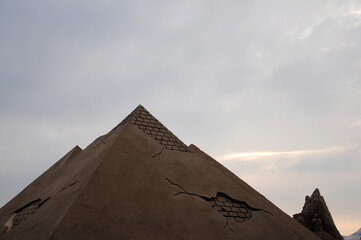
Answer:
xmin=136 ymin=104 xmax=145 ymax=109
xmin=118 ymin=104 xmax=189 ymax=152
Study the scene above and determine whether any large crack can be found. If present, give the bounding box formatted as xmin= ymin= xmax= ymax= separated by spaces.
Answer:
xmin=2 ymin=180 xmax=78 ymax=234
xmin=166 ymin=178 xmax=233 ymax=231
xmin=165 ymin=178 xmax=209 ymax=199
xmin=165 ymin=178 xmax=271 ymax=232
xmin=2 ymin=197 xmax=51 ymax=234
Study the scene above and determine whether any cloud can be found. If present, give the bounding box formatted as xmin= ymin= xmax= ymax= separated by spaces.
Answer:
xmin=299 ymin=26 xmax=313 ymax=40
xmin=217 ymin=146 xmax=344 ymax=163
xmin=350 ymin=120 xmax=361 ymax=127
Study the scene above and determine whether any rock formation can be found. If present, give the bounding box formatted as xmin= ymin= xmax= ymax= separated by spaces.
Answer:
xmin=0 ymin=105 xmax=320 ymax=239
xmin=294 ymin=188 xmax=344 ymax=240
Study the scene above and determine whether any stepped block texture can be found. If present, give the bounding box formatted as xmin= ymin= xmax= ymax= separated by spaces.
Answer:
xmin=120 ymin=105 xmax=188 ymax=151
xmin=0 ymin=105 xmax=320 ymax=240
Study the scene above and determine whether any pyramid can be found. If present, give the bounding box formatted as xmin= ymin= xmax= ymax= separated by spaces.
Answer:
xmin=0 ymin=105 xmax=320 ymax=240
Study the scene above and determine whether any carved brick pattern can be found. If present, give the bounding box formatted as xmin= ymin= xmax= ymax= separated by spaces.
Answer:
xmin=121 ymin=105 xmax=189 ymax=152
xmin=208 ymin=193 xmax=253 ymax=223
xmin=12 ymin=200 xmax=41 ymax=227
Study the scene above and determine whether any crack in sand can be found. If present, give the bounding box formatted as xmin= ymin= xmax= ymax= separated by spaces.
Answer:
xmin=165 ymin=178 xmax=272 ymax=232
xmin=61 ymin=180 xmax=78 ymax=191
xmin=152 ymin=147 xmax=164 ymax=159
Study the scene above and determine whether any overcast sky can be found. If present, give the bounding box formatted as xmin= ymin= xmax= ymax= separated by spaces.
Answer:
xmin=1 ymin=0 xmax=360 ymax=235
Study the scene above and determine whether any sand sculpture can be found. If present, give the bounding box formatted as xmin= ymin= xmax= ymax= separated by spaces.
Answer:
xmin=294 ymin=189 xmax=343 ymax=240
xmin=0 ymin=105 xmax=322 ymax=239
